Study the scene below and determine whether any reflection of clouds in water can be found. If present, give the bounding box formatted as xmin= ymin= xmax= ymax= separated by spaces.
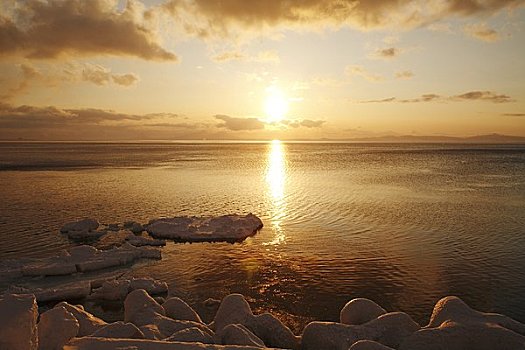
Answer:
xmin=265 ymin=140 xmax=287 ymax=246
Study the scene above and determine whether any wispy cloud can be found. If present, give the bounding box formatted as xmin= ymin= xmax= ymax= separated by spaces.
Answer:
xmin=464 ymin=23 xmax=500 ymax=42
xmin=502 ymin=113 xmax=525 ymax=117
xmin=215 ymin=115 xmax=265 ymax=131
xmin=282 ymin=119 xmax=326 ymax=128
xmin=395 ymin=70 xmax=415 ymax=79
xmin=212 ymin=50 xmax=279 ymax=63
xmin=80 ymin=64 xmax=139 ymax=87
xmin=345 ymin=65 xmax=383 ymax=82
xmin=359 ymin=91 xmax=514 ymax=104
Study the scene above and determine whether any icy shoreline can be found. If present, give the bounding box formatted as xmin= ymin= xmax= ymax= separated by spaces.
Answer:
xmin=1 ymin=286 xmax=524 ymax=350
xmin=1 ymin=215 xmax=524 ymax=349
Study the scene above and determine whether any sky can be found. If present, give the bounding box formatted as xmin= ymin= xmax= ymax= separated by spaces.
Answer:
xmin=0 ymin=0 xmax=524 ymax=140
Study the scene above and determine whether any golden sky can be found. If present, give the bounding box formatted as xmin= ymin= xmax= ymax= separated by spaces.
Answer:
xmin=1 ymin=0 xmax=524 ymax=140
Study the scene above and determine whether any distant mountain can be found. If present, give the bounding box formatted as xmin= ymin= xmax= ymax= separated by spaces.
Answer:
xmin=345 ymin=133 xmax=525 ymax=143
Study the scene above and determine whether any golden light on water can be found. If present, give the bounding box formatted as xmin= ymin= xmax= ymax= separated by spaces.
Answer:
xmin=264 ymin=86 xmax=289 ymax=123
xmin=264 ymin=140 xmax=287 ymax=246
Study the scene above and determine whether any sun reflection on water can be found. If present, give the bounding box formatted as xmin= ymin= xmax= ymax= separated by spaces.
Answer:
xmin=264 ymin=140 xmax=287 ymax=246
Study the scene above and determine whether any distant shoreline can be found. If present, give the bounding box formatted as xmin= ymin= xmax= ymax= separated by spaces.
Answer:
xmin=1 ymin=133 xmax=525 ymax=144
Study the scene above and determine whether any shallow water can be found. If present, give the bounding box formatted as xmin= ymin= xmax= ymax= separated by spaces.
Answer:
xmin=1 ymin=142 xmax=524 ymax=330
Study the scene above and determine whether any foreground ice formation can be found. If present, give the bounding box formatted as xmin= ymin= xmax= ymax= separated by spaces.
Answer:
xmin=0 ymin=244 xmax=161 ymax=283
xmin=0 ymin=286 xmax=524 ymax=350
xmin=59 ymin=214 xmax=263 ymax=244
xmin=146 ymin=213 xmax=264 ymax=242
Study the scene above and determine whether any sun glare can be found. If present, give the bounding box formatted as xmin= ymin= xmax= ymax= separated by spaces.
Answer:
xmin=265 ymin=87 xmax=289 ymax=123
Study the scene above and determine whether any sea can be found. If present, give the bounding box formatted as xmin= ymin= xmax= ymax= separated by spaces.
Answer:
xmin=1 ymin=141 xmax=524 ymax=331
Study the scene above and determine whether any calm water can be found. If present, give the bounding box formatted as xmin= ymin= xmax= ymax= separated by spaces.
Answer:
xmin=1 ymin=142 xmax=524 ymax=331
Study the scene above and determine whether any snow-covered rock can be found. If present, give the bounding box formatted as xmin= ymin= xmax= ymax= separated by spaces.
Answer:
xmin=38 ymin=306 xmax=79 ymax=350
xmin=124 ymin=290 xmax=215 ymax=339
xmin=124 ymin=289 xmax=166 ymax=326
xmin=247 ymin=313 xmax=299 ymax=349
xmin=162 ymin=297 xmax=202 ymax=323
xmin=340 ymin=298 xmax=387 ymax=325
xmin=0 ymin=294 xmax=38 ymax=350
xmin=398 ymin=296 xmax=525 ymax=350
xmin=89 ymin=279 xmax=130 ymax=301
xmin=60 ymin=219 xmax=107 ymax=240
xmin=125 ymin=234 xmax=166 ymax=247
xmin=130 ymin=277 xmax=168 ymax=295
xmin=146 ymin=213 xmax=263 ymax=242
xmin=427 ymin=295 xmax=525 ymax=334
xmin=217 ymin=324 xmax=266 ymax=348
xmin=55 ymin=302 xmax=107 ymax=337
xmin=90 ymin=321 xmax=145 ymax=339
xmin=34 ymin=281 xmax=91 ymax=302
xmin=164 ymin=326 xmax=215 ymax=344
xmin=139 ymin=324 xmax=163 ymax=340
xmin=65 ymin=337 xmax=279 ymax=349
xmin=301 ymin=312 xmax=420 ymax=350
xmin=0 ymin=244 xmax=162 ymax=283
xmin=212 ymin=294 xmax=299 ymax=349
xmin=349 ymin=340 xmax=395 ymax=350
xmin=124 ymin=221 xmax=145 ymax=234
xmin=400 ymin=320 xmax=525 ymax=350
xmin=60 ymin=218 xmax=99 ymax=234
xmin=213 ymin=294 xmax=254 ymax=331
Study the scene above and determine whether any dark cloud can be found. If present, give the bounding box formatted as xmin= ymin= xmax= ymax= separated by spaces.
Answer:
xmin=0 ymin=0 xmax=177 ymax=61
xmin=359 ymin=91 xmax=514 ymax=104
xmin=215 ymin=115 xmax=265 ymax=131
xmin=502 ymin=113 xmax=525 ymax=116
xmin=454 ymin=90 xmax=514 ymax=103
xmin=0 ymin=102 xmax=204 ymax=139
xmin=360 ymin=97 xmax=397 ymax=103
xmin=0 ymin=103 xmax=181 ymax=128
xmin=376 ymin=47 xmax=399 ymax=59
xmin=164 ymin=0 xmax=524 ymax=36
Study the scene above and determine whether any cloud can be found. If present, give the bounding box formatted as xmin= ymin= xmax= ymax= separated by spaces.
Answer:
xmin=395 ymin=70 xmax=415 ymax=79
xmin=345 ymin=65 xmax=383 ymax=82
xmin=375 ymin=47 xmax=400 ymax=59
xmin=162 ymin=0 xmax=524 ymax=37
xmin=502 ymin=113 xmax=525 ymax=116
xmin=212 ymin=50 xmax=279 ymax=63
xmin=1 ymin=63 xmax=42 ymax=99
xmin=0 ymin=102 xmax=182 ymax=127
xmin=112 ymin=73 xmax=140 ymax=87
xmin=299 ymin=119 xmax=326 ymax=128
xmin=0 ymin=0 xmax=177 ymax=61
xmin=358 ymin=91 xmax=514 ymax=103
xmin=282 ymin=119 xmax=326 ymax=128
xmin=464 ymin=23 xmax=500 ymax=42
xmin=1 ymin=62 xmax=140 ymax=100
xmin=453 ymin=90 xmax=514 ymax=103
xmin=81 ymin=64 xmax=139 ymax=86
xmin=360 ymin=97 xmax=397 ymax=103
xmin=215 ymin=115 xmax=265 ymax=131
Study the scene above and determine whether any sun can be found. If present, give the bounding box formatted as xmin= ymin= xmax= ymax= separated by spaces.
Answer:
xmin=265 ymin=87 xmax=289 ymax=123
